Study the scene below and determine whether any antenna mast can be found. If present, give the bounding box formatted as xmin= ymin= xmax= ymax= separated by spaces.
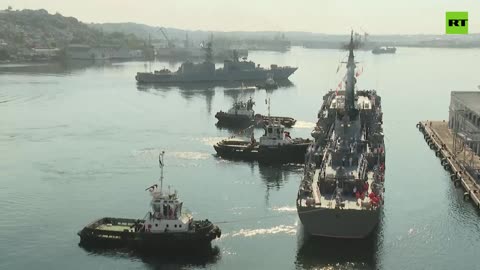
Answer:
xmin=268 ymin=97 xmax=271 ymax=117
xmin=159 ymin=151 xmax=165 ymax=193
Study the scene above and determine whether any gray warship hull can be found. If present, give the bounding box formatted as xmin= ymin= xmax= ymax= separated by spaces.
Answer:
xmin=297 ymin=206 xmax=379 ymax=238
xmin=136 ymin=68 xmax=297 ymax=83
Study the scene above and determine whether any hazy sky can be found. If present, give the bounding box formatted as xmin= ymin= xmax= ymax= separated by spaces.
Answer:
xmin=2 ymin=0 xmax=480 ymax=34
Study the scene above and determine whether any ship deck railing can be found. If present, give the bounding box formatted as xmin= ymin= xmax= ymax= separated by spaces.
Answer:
xmin=310 ymin=170 xmax=378 ymax=210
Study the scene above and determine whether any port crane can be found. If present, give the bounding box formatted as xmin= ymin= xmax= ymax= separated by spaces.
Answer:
xmin=158 ymin=27 xmax=174 ymax=48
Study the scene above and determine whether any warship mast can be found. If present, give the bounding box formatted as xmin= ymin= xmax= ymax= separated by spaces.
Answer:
xmin=345 ymin=30 xmax=357 ymax=114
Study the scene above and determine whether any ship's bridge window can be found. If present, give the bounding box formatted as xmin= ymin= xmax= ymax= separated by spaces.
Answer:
xmin=152 ymin=203 xmax=162 ymax=212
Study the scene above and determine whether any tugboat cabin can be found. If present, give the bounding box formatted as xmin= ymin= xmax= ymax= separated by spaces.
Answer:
xmin=259 ymin=122 xmax=292 ymax=147
xmin=144 ymin=187 xmax=191 ymax=233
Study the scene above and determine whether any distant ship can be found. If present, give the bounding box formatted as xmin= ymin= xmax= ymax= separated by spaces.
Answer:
xmin=155 ymin=29 xmax=248 ymax=61
xmin=156 ymin=46 xmax=248 ymax=61
xmin=136 ymin=43 xmax=297 ymax=83
xmin=296 ymin=32 xmax=386 ymax=239
xmin=372 ymin=46 xmax=396 ymax=54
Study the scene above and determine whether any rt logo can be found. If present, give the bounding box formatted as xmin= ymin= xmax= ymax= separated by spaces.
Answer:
xmin=446 ymin=12 xmax=468 ymax=34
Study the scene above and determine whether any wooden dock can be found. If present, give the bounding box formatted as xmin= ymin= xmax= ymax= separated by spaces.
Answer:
xmin=417 ymin=121 xmax=480 ymax=208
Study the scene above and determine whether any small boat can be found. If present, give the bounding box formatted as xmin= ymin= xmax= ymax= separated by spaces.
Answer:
xmin=372 ymin=46 xmax=396 ymax=54
xmin=78 ymin=152 xmax=221 ymax=251
xmin=214 ymin=122 xmax=311 ymax=164
xmin=215 ymin=97 xmax=255 ymax=127
xmin=256 ymin=74 xmax=279 ymax=90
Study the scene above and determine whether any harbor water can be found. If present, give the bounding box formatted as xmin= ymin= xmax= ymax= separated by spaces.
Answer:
xmin=1 ymin=47 xmax=480 ymax=270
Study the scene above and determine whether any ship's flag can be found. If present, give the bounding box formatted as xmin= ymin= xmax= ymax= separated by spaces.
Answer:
xmin=356 ymin=66 xmax=364 ymax=77
xmin=338 ymin=81 xmax=342 ymax=89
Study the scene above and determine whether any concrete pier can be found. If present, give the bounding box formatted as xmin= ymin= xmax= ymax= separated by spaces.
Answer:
xmin=417 ymin=121 xmax=480 ymax=208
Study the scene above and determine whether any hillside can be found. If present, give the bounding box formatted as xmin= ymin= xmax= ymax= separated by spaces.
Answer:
xmin=0 ymin=9 xmax=146 ymax=60
xmin=92 ymin=22 xmax=480 ymax=49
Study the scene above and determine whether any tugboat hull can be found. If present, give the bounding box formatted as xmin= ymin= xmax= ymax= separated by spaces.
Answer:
xmin=215 ymin=112 xmax=253 ymax=127
xmin=297 ymin=206 xmax=379 ymax=239
xmin=78 ymin=217 xmax=221 ymax=251
xmin=214 ymin=143 xmax=309 ymax=164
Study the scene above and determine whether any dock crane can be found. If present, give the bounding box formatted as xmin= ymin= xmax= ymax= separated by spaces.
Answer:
xmin=158 ymin=27 xmax=175 ymax=48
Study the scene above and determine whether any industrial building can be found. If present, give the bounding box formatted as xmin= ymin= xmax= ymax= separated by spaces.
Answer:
xmin=449 ymin=91 xmax=480 ymax=155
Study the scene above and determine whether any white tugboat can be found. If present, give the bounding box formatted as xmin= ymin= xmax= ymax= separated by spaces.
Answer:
xmin=214 ymin=121 xmax=310 ymax=164
xmin=78 ymin=152 xmax=221 ymax=251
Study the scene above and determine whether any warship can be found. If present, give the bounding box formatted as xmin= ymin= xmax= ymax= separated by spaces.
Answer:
xmin=136 ymin=44 xmax=297 ymax=83
xmin=214 ymin=122 xmax=310 ymax=164
xmin=78 ymin=152 xmax=221 ymax=251
xmin=296 ymin=32 xmax=386 ymax=239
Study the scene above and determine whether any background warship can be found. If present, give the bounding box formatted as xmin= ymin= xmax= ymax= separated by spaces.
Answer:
xmin=135 ymin=44 xmax=297 ymax=83
xmin=296 ymin=32 xmax=386 ymax=238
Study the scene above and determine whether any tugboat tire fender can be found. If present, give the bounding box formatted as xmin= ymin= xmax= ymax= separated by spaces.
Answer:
xmin=454 ymin=179 xmax=462 ymax=187
xmin=416 ymin=123 xmax=420 ymax=128
xmin=450 ymin=174 xmax=457 ymax=181
xmin=464 ymin=192 xmax=470 ymax=201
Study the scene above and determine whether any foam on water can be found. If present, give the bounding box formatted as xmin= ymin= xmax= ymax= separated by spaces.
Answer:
xmin=270 ymin=206 xmax=297 ymax=212
xmin=293 ymin=121 xmax=316 ymax=129
xmin=229 ymin=224 xmax=297 ymax=238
